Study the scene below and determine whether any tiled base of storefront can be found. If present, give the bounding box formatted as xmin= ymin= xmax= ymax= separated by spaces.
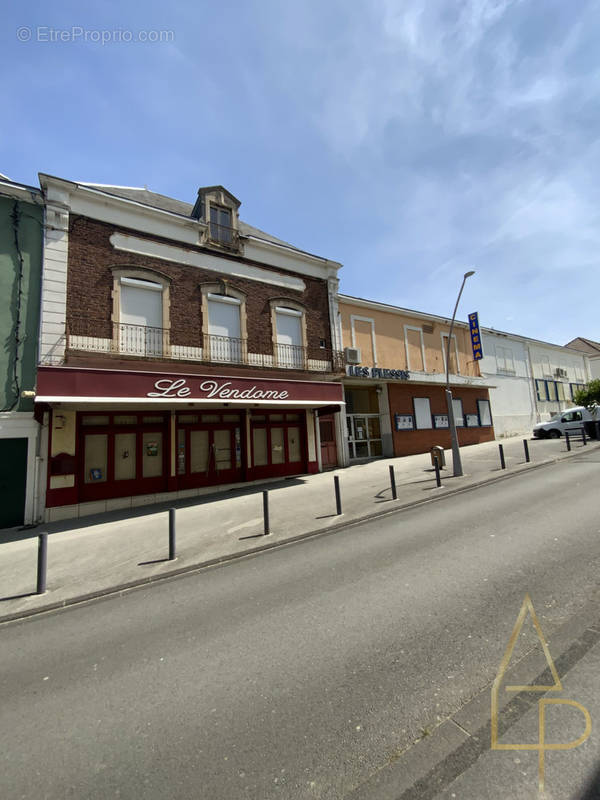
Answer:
xmin=44 ymin=473 xmax=306 ymax=523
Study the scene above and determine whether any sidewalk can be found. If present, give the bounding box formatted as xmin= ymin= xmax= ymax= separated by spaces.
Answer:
xmin=347 ymin=591 xmax=600 ymax=800
xmin=437 ymin=635 xmax=600 ymax=799
xmin=1 ymin=435 xmax=598 ymax=623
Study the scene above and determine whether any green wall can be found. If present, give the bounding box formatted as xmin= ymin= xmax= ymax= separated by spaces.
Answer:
xmin=0 ymin=194 xmax=43 ymax=413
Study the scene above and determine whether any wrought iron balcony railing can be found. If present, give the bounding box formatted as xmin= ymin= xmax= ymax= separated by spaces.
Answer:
xmin=207 ymin=222 xmax=240 ymax=250
xmin=203 ymin=334 xmax=246 ymax=364
xmin=65 ymin=318 xmax=345 ymax=374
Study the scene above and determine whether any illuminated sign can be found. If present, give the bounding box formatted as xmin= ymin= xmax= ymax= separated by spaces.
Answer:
xmin=468 ymin=312 xmax=483 ymax=361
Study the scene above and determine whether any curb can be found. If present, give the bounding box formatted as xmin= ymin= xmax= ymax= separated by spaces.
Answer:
xmin=1 ymin=442 xmax=598 ymax=625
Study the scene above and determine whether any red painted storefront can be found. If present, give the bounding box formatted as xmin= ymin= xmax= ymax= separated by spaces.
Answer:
xmin=37 ymin=367 xmax=343 ymax=510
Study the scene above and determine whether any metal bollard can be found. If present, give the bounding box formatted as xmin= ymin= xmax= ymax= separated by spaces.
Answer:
xmin=523 ymin=439 xmax=530 ymax=463
xmin=263 ymin=490 xmax=270 ymax=535
xmin=168 ymin=507 xmax=176 ymax=560
xmin=499 ymin=444 xmax=506 ymax=470
xmin=389 ymin=465 xmax=397 ymax=500
xmin=566 ymin=431 xmax=571 ymax=452
xmin=36 ymin=533 xmax=48 ymax=594
xmin=434 ymin=460 xmax=442 ymax=488
xmin=582 ymin=427 xmax=587 ymax=446
xmin=334 ymin=475 xmax=342 ymax=515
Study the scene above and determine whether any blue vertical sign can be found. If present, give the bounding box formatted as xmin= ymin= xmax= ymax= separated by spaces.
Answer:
xmin=468 ymin=312 xmax=483 ymax=361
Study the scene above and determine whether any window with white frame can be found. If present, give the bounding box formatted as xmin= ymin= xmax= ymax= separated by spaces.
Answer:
xmin=206 ymin=293 xmax=243 ymax=362
xmin=496 ymin=345 xmax=515 ymax=374
xmin=275 ymin=306 xmax=304 ymax=368
xmin=442 ymin=333 xmax=460 ymax=374
xmin=405 ymin=326 xmax=425 ymax=371
xmin=112 ymin=269 xmax=170 ymax=357
xmin=351 ymin=315 xmax=376 ymax=365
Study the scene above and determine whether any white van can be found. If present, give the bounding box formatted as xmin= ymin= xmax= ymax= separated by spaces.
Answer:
xmin=533 ymin=406 xmax=596 ymax=438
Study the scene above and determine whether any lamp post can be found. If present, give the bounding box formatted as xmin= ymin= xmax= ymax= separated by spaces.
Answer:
xmin=445 ymin=270 xmax=475 ymax=477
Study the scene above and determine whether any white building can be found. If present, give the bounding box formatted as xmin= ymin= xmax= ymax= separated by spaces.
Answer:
xmin=565 ymin=337 xmax=600 ymax=380
xmin=480 ymin=329 xmax=592 ymax=437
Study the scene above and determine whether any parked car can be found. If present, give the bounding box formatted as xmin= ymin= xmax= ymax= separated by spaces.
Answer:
xmin=533 ymin=406 xmax=596 ymax=438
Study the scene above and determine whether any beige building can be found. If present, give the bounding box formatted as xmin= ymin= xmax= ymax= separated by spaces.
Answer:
xmin=337 ymin=295 xmax=495 ymax=462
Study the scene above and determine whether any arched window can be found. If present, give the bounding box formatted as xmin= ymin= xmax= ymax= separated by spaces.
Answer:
xmin=269 ymin=299 xmax=307 ymax=369
xmin=111 ymin=268 xmax=171 ymax=356
xmin=200 ymin=283 xmax=247 ymax=363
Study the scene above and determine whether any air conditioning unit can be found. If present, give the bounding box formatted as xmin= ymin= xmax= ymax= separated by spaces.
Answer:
xmin=555 ymin=368 xmax=568 ymax=379
xmin=344 ymin=347 xmax=361 ymax=364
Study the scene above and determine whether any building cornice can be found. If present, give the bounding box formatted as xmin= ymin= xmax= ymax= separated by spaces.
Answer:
xmin=0 ymin=179 xmax=43 ymax=204
xmin=38 ymin=173 xmax=341 ymax=282
xmin=338 ymin=294 xmax=469 ymax=329
xmin=481 ymin=327 xmax=592 ymax=357
xmin=339 ymin=294 xmax=592 ymax=357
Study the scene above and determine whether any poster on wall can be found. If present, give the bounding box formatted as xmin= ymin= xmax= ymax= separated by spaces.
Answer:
xmin=477 ymin=399 xmax=492 ymax=426
xmin=394 ymin=414 xmax=414 ymax=431
xmin=466 ymin=414 xmax=479 ymax=427
xmin=145 ymin=441 xmax=159 ymax=456
xmin=89 ymin=468 xmax=103 ymax=481
xmin=433 ymin=415 xmax=449 ymax=429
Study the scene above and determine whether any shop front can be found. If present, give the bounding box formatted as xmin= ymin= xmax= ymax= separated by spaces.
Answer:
xmin=341 ymin=368 xmax=495 ymax=463
xmin=36 ymin=367 xmax=343 ymax=520
xmin=387 ymin=381 xmax=495 ymax=456
xmin=342 ymin=380 xmax=395 ymax=462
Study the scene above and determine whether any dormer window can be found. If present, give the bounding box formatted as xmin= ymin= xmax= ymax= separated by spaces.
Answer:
xmin=192 ymin=186 xmax=241 ymax=252
xmin=209 ymin=205 xmax=233 ymax=245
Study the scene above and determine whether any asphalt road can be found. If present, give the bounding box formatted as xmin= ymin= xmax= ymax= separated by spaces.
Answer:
xmin=1 ymin=452 xmax=599 ymax=800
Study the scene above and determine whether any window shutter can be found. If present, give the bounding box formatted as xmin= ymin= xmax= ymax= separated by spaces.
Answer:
xmin=207 ymin=296 xmax=241 ymax=339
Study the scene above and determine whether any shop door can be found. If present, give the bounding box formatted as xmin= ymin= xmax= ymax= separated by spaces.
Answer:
xmin=0 ymin=438 xmax=27 ymax=529
xmin=347 ymin=414 xmax=383 ymax=460
xmin=80 ymin=415 xmax=168 ymax=502
xmin=250 ymin=413 xmax=306 ymax=479
xmin=318 ymin=415 xmax=338 ymax=469
xmin=177 ymin=423 xmax=242 ymax=488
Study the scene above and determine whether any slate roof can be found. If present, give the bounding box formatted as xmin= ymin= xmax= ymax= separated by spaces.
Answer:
xmin=79 ymin=183 xmax=306 ymax=253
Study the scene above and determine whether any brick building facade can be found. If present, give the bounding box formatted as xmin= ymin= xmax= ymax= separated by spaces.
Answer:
xmin=36 ymin=176 xmax=344 ymax=522
xmin=65 ymin=216 xmax=334 ymax=365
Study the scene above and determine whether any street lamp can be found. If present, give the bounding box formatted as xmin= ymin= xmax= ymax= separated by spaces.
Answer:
xmin=445 ymin=270 xmax=475 ymax=477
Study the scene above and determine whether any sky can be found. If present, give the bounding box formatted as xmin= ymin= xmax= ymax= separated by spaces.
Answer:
xmin=2 ymin=0 xmax=600 ymax=346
